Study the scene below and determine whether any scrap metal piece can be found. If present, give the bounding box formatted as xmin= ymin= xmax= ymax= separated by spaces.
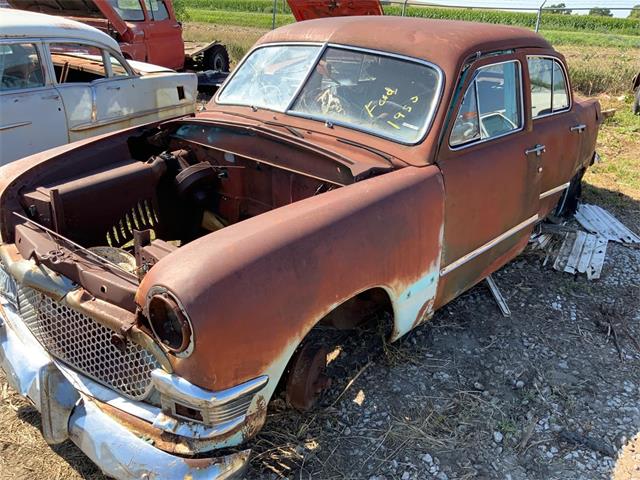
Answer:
xmin=586 ymin=236 xmax=608 ymax=280
xmin=485 ymin=275 xmax=511 ymax=317
xmin=551 ymin=231 xmax=608 ymax=280
xmin=575 ymin=204 xmax=640 ymax=244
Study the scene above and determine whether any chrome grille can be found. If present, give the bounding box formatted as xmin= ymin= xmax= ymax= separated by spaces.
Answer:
xmin=18 ymin=287 xmax=159 ymax=400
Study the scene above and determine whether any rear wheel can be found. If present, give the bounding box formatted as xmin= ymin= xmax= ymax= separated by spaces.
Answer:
xmin=555 ymin=169 xmax=584 ymax=218
xmin=204 ymin=44 xmax=230 ymax=72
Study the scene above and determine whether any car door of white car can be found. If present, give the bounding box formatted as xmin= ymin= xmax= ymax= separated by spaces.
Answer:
xmin=48 ymin=42 xmax=195 ymax=141
xmin=93 ymin=52 xmax=196 ymax=129
xmin=0 ymin=41 xmax=67 ymax=165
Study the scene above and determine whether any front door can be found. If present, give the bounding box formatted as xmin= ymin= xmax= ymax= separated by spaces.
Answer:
xmin=140 ymin=0 xmax=184 ymax=70
xmin=434 ymin=54 xmax=541 ymax=308
xmin=0 ymin=41 xmax=67 ymax=165
xmin=525 ymin=53 xmax=582 ymax=217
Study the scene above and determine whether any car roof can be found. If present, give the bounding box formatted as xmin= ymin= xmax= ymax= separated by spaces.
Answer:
xmin=0 ymin=8 xmax=120 ymax=51
xmin=257 ymin=16 xmax=552 ymax=72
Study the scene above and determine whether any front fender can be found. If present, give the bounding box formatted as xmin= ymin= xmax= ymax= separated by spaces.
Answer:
xmin=137 ymin=165 xmax=445 ymax=396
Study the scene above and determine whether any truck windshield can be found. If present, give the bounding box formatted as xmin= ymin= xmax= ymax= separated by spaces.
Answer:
xmin=217 ymin=45 xmax=442 ymax=144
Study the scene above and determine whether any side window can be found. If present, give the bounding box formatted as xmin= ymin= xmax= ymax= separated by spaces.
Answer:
xmin=552 ymin=61 xmax=569 ymax=111
xmin=528 ymin=57 xmax=553 ymax=117
xmin=107 ymin=52 xmax=130 ymax=77
xmin=50 ymin=43 xmax=107 ymax=83
xmin=528 ymin=57 xmax=570 ymax=118
xmin=107 ymin=0 xmax=145 ymax=21
xmin=450 ymin=61 xmax=522 ymax=147
xmin=0 ymin=43 xmax=45 ymax=91
xmin=144 ymin=0 xmax=170 ymax=20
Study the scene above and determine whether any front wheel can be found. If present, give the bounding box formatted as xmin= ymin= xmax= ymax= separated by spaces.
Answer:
xmin=204 ymin=44 xmax=230 ymax=72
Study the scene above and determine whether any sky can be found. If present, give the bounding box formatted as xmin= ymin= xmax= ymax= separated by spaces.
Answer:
xmin=406 ymin=0 xmax=637 ymax=18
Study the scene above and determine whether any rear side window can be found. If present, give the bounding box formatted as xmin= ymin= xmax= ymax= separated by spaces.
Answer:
xmin=50 ymin=43 xmax=107 ymax=83
xmin=0 ymin=43 xmax=45 ymax=91
xmin=450 ymin=61 xmax=522 ymax=147
xmin=528 ymin=57 xmax=570 ymax=118
xmin=144 ymin=0 xmax=170 ymax=20
xmin=108 ymin=0 xmax=145 ymax=21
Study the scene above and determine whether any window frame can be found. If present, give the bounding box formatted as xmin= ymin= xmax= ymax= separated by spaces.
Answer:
xmin=215 ymin=41 xmax=445 ymax=146
xmin=143 ymin=0 xmax=170 ymax=21
xmin=0 ymin=40 xmax=48 ymax=93
xmin=449 ymin=59 xmax=525 ymax=151
xmin=44 ymin=40 xmax=135 ymax=85
xmin=527 ymin=55 xmax=572 ymax=120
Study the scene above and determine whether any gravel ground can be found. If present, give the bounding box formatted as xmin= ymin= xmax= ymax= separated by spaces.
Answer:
xmin=1 ymin=226 xmax=639 ymax=480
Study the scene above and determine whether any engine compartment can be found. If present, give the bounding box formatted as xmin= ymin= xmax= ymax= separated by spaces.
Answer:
xmin=14 ymin=122 xmax=347 ymax=295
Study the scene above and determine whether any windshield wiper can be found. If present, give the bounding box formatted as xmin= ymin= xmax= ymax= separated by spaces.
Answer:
xmin=263 ymin=120 xmax=304 ymax=139
xmin=336 ymin=138 xmax=394 ymax=167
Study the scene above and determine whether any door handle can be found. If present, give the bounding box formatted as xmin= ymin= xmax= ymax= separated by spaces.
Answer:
xmin=106 ymin=86 xmax=121 ymax=91
xmin=570 ymin=124 xmax=587 ymax=133
xmin=41 ymin=94 xmax=59 ymax=100
xmin=525 ymin=144 xmax=546 ymax=157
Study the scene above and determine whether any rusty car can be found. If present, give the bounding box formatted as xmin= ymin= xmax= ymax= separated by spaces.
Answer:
xmin=0 ymin=16 xmax=601 ymax=479
xmin=0 ymin=9 xmax=197 ymax=165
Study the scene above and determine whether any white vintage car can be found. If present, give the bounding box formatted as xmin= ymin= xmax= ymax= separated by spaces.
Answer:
xmin=0 ymin=9 xmax=197 ymax=165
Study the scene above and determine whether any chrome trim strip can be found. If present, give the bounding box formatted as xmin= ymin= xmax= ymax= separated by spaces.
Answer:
xmin=539 ymin=182 xmax=570 ymax=199
xmin=69 ymin=104 xmax=191 ymax=132
xmin=151 ymin=370 xmax=269 ymax=410
xmin=90 ymin=86 xmax=97 ymax=123
xmin=0 ymin=121 xmax=32 ymax=131
xmin=440 ymin=213 xmax=539 ymax=277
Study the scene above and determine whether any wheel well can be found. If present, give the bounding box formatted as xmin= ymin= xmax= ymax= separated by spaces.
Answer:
xmin=278 ymin=287 xmax=394 ymax=409
xmin=318 ymin=287 xmax=394 ymax=331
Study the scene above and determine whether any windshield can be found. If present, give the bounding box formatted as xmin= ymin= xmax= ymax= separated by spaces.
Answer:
xmin=217 ymin=45 xmax=442 ymax=144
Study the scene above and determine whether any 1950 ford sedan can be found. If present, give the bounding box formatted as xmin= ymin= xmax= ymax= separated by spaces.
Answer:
xmin=0 ymin=17 xmax=601 ymax=479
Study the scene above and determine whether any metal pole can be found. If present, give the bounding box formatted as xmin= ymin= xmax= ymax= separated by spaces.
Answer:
xmin=401 ymin=0 xmax=409 ymax=17
xmin=272 ymin=0 xmax=277 ymax=29
xmin=535 ymin=0 xmax=547 ymax=32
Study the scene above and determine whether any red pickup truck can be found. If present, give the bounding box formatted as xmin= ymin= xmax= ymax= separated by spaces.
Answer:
xmin=7 ymin=0 xmax=230 ymax=73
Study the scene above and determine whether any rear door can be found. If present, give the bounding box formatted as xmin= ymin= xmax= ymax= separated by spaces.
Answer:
xmin=140 ymin=0 xmax=184 ymax=70
xmin=435 ymin=54 xmax=541 ymax=308
xmin=525 ymin=53 xmax=582 ymax=218
xmin=0 ymin=41 xmax=67 ymax=165
xmin=93 ymin=52 xmax=196 ymax=128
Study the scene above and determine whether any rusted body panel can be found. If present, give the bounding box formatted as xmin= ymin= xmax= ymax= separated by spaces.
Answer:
xmin=137 ymin=165 xmax=444 ymax=391
xmin=0 ymin=17 xmax=602 ymax=478
xmin=286 ymin=0 xmax=383 ymax=21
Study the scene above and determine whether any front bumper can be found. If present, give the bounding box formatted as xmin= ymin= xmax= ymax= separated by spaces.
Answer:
xmin=0 ymin=302 xmax=250 ymax=480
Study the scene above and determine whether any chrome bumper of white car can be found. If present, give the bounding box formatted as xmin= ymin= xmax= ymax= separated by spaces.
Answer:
xmin=0 ymin=301 xmax=251 ymax=480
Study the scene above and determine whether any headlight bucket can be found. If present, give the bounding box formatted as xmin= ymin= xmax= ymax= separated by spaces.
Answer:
xmin=146 ymin=288 xmax=193 ymax=357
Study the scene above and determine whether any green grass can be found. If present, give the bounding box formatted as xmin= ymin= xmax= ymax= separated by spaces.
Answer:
xmin=542 ymin=30 xmax=640 ymax=49
xmin=185 ymin=7 xmax=292 ymax=28
xmin=180 ymin=1 xmax=640 ymax=35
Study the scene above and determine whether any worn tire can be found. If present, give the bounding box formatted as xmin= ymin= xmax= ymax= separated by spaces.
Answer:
xmin=555 ymin=169 xmax=584 ymax=218
xmin=204 ymin=44 xmax=230 ymax=72
xmin=633 ymin=88 xmax=640 ymax=115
